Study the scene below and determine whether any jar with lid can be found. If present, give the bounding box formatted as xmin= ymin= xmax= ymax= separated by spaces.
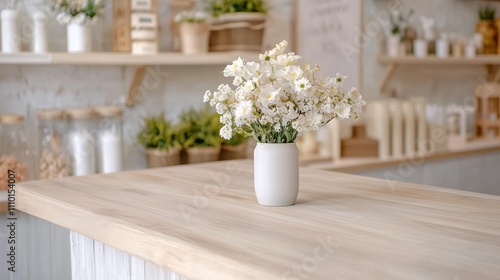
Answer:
xmin=65 ymin=108 xmax=97 ymax=176
xmin=36 ymin=109 xmax=68 ymax=179
xmin=94 ymin=106 xmax=123 ymax=174
xmin=0 ymin=114 xmax=28 ymax=189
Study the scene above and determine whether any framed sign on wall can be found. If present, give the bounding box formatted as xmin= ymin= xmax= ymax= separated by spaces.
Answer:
xmin=294 ymin=0 xmax=362 ymax=90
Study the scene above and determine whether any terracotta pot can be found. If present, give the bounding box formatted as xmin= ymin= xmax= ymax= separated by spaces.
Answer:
xmin=145 ymin=148 xmax=180 ymax=168
xmin=219 ymin=143 xmax=248 ymax=161
xmin=185 ymin=146 xmax=221 ymax=164
xmin=476 ymin=20 xmax=497 ymax=54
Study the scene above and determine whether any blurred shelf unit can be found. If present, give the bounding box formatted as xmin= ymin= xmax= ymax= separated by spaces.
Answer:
xmin=377 ymin=54 xmax=500 ymax=92
xmin=0 ymin=51 xmax=259 ymax=107
xmin=0 ymin=51 xmax=259 ymax=65
xmin=475 ymin=83 xmax=500 ymax=139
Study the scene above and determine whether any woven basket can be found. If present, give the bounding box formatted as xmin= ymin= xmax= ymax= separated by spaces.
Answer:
xmin=209 ymin=13 xmax=266 ymax=52
xmin=145 ymin=148 xmax=180 ymax=168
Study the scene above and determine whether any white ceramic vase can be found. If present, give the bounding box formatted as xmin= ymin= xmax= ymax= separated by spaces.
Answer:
xmin=67 ymin=22 xmax=91 ymax=52
xmin=386 ymin=34 xmax=401 ymax=57
xmin=179 ymin=22 xmax=209 ymax=54
xmin=254 ymin=142 xmax=299 ymax=207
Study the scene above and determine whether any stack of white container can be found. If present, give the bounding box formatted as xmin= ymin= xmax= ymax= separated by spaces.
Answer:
xmin=130 ymin=0 xmax=159 ymax=54
xmin=331 ymin=97 xmax=443 ymax=160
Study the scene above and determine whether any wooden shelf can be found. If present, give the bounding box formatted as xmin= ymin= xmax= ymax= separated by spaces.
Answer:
xmin=305 ymin=139 xmax=500 ymax=173
xmin=377 ymin=54 xmax=500 ymax=92
xmin=378 ymin=54 xmax=500 ymax=65
xmin=0 ymin=51 xmax=259 ymax=65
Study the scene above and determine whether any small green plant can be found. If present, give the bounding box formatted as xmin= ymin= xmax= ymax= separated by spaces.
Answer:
xmin=389 ymin=9 xmax=414 ymax=35
xmin=479 ymin=6 xmax=496 ymax=21
xmin=137 ymin=114 xmax=180 ymax=151
xmin=178 ymin=106 xmax=224 ymax=148
xmin=204 ymin=0 xmax=267 ymax=16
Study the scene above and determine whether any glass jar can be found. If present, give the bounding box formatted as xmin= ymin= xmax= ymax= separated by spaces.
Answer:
xmin=65 ymin=108 xmax=97 ymax=176
xmin=0 ymin=114 xmax=28 ymax=188
xmin=36 ymin=109 xmax=68 ymax=179
xmin=94 ymin=106 xmax=123 ymax=174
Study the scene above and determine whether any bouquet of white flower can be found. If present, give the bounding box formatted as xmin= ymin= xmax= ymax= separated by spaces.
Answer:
xmin=53 ymin=0 xmax=104 ymax=25
xmin=203 ymin=40 xmax=366 ymax=143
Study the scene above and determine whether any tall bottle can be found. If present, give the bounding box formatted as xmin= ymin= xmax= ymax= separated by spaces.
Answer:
xmin=1 ymin=9 xmax=20 ymax=52
xmin=33 ymin=11 xmax=48 ymax=53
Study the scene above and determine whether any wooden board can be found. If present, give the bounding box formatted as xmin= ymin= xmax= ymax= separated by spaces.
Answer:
xmin=112 ymin=0 xmax=131 ymax=52
xmin=16 ymin=160 xmax=500 ymax=280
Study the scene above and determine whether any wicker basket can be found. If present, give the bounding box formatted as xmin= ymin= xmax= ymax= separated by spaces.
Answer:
xmin=185 ymin=147 xmax=221 ymax=164
xmin=145 ymin=148 xmax=180 ymax=168
xmin=209 ymin=13 xmax=266 ymax=52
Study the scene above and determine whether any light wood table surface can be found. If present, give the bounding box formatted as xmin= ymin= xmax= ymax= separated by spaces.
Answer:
xmin=16 ymin=160 xmax=500 ymax=280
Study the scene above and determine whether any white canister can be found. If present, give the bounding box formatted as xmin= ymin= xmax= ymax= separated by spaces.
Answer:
xmin=1 ymin=9 xmax=20 ymax=53
xmin=254 ymin=143 xmax=299 ymax=207
xmin=67 ymin=22 xmax=92 ymax=52
xmin=413 ymin=40 xmax=428 ymax=58
xmin=94 ymin=106 xmax=123 ymax=174
xmin=436 ymin=39 xmax=449 ymax=58
xmin=33 ymin=11 xmax=48 ymax=53
xmin=473 ymin=33 xmax=484 ymax=54
xmin=401 ymin=101 xmax=416 ymax=156
xmin=388 ymin=100 xmax=403 ymax=158
xmin=364 ymin=100 xmax=390 ymax=159
xmin=412 ymin=98 xmax=428 ymax=154
xmin=386 ymin=34 xmax=401 ymax=57
xmin=465 ymin=41 xmax=476 ymax=58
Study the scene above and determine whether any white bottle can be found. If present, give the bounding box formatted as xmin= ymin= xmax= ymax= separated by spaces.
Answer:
xmin=401 ymin=101 xmax=416 ymax=156
xmin=436 ymin=38 xmax=449 ymax=58
xmin=1 ymin=9 xmax=20 ymax=53
xmin=412 ymin=98 xmax=428 ymax=154
xmin=388 ymin=99 xmax=403 ymax=158
xmin=33 ymin=11 xmax=48 ymax=53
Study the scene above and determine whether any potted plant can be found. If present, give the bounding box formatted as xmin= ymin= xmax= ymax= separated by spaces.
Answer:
xmin=178 ymin=106 xmax=223 ymax=164
xmin=136 ymin=114 xmax=181 ymax=168
xmin=52 ymin=0 xmax=105 ymax=52
xmin=219 ymin=130 xmax=249 ymax=160
xmin=387 ymin=9 xmax=413 ymax=57
xmin=477 ymin=6 xmax=496 ymax=54
xmin=204 ymin=40 xmax=365 ymax=206
xmin=175 ymin=10 xmax=210 ymax=54
xmin=204 ymin=0 xmax=267 ymax=51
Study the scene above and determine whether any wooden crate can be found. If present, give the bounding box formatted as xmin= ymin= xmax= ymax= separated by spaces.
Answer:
xmin=474 ymin=83 xmax=500 ymax=138
xmin=112 ymin=0 xmax=131 ymax=52
xmin=209 ymin=13 xmax=266 ymax=52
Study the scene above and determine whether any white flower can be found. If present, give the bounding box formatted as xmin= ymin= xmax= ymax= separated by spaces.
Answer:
xmin=334 ymin=73 xmax=348 ymax=84
xmin=220 ymin=125 xmax=232 ymax=140
xmin=294 ymin=77 xmax=311 ymax=92
xmin=223 ymin=57 xmax=244 ymax=77
xmin=203 ymin=40 xmax=365 ymax=143
xmin=285 ymin=65 xmax=303 ymax=80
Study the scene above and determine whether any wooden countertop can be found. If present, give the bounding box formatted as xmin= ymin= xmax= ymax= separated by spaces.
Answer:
xmin=17 ymin=160 xmax=500 ymax=280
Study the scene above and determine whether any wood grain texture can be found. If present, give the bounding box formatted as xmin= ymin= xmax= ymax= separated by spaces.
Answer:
xmin=16 ymin=160 xmax=500 ymax=280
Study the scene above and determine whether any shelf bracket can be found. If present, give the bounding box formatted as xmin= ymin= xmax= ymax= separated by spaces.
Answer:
xmin=379 ymin=63 xmax=398 ymax=93
xmin=126 ymin=65 xmax=148 ymax=107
